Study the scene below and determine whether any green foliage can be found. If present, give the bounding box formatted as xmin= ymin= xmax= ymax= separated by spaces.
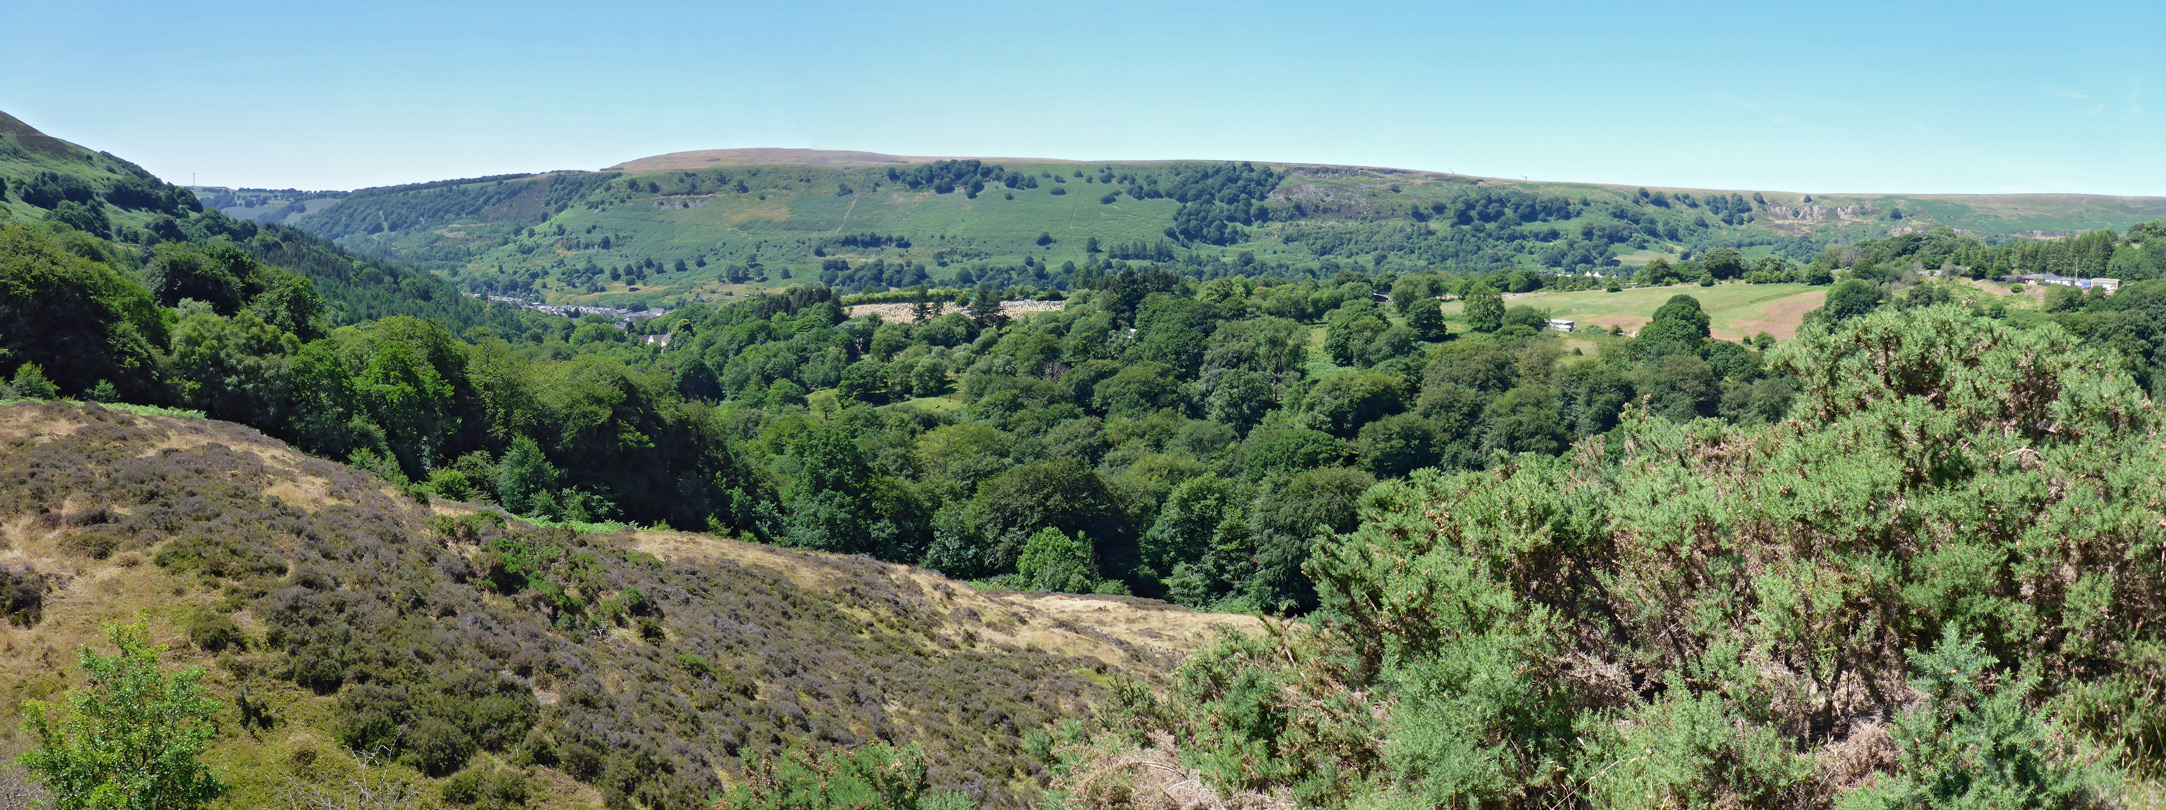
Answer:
xmin=1462 ymin=283 xmax=1505 ymax=333
xmin=9 ymin=362 xmax=57 ymax=399
xmin=1818 ymin=278 xmax=1887 ymax=322
xmin=1082 ymin=304 xmax=2152 ymax=810
xmin=0 ymin=225 xmax=164 ymax=397
xmin=495 ymin=436 xmax=558 ymax=516
xmin=18 ymin=622 xmax=227 ymax=810
xmin=1843 ymin=628 xmax=2101 ymax=810
xmin=717 ymin=744 xmax=974 ymax=810
xmin=1017 ymin=528 xmax=1099 ymax=592
xmin=1404 ymin=297 xmax=1450 ymax=341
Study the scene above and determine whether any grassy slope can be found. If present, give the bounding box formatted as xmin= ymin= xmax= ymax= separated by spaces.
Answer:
xmin=0 ymin=111 xmax=175 ymax=234
xmin=291 ymin=152 xmax=2166 ymax=309
xmin=0 ymin=402 xmax=1254 ymax=808
xmin=1443 ymin=282 xmax=1831 ymax=340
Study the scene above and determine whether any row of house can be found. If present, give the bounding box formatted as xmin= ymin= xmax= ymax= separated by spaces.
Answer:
xmin=2013 ymin=273 xmax=2120 ymax=294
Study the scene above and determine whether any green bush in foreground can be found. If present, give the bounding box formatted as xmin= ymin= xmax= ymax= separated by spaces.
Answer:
xmin=1074 ymin=304 xmax=2154 ymax=809
xmin=18 ymin=622 xmax=227 ymax=810
xmin=718 ymin=744 xmax=974 ymax=810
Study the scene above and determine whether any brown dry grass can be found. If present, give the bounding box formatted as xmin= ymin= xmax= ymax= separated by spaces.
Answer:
xmin=1714 ymin=289 xmax=1826 ymax=341
xmin=1054 ymin=733 xmax=1290 ymax=810
xmin=624 ymin=530 xmax=1259 ymax=670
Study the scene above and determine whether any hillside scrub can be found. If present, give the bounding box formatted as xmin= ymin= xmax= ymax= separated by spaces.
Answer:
xmin=1062 ymin=304 xmax=2163 ymax=808
xmin=0 ymin=402 xmax=1242 ymax=808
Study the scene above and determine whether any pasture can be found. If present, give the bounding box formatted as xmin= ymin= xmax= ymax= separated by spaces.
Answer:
xmin=1443 ymin=282 xmax=1828 ymax=341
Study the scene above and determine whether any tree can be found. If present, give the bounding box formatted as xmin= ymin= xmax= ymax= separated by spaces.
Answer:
xmin=1204 ymin=370 xmax=1275 ymax=433
xmin=0 ymin=225 xmax=165 ymax=397
xmin=144 ymin=242 xmax=259 ymax=314
xmin=167 ymin=311 xmax=298 ymax=426
xmin=496 ymin=437 xmax=559 ymax=516
xmin=784 ymin=426 xmax=917 ymax=558
xmin=1390 ymin=274 xmax=1448 ymax=315
xmin=357 ymin=341 xmax=455 ymax=478
xmin=1480 ymin=384 xmax=1567 ymax=456
xmin=1405 ymin=298 xmax=1450 ymax=342
xmin=966 ymin=283 xmax=1007 ymax=329
xmin=45 ymin=201 xmax=111 ymax=237
xmin=1462 ymin=283 xmax=1505 ymax=333
xmin=1700 ymin=248 xmax=1746 ymax=280
xmin=1356 ymin=413 xmax=1442 ymax=478
xmin=1300 ymin=371 xmax=1405 ymax=438
xmin=1017 ymin=528 xmax=1099 ymax=592
xmin=18 ymin=622 xmax=227 ymax=810
xmin=927 ymin=459 xmax=1131 ymax=580
xmin=1818 ymin=279 xmax=1886 ymax=322
xmin=1324 ymin=305 xmax=1392 ymax=366
xmin=1139 ymin=474 xmax=1244 ymax=578
xmin=1242 ymin=467 xmax=1373 ymax=613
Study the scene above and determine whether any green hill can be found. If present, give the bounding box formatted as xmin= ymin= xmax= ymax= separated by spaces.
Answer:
xmin=0 ymin=110 xmax=207 ymax=237
xmin=0 ymin=110 xmax=563 ymax=336
xmin=280 ymin=148 xmax=2166 ymax=308
xmin=0 ymin=402 xmax=1251 ymax=809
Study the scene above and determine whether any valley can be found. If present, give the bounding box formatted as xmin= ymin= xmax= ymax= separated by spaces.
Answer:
xmin=3 ymin=100 xmax=2166 ymax=810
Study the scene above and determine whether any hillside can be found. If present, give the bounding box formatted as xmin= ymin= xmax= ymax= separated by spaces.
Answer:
xmin=0 ymin=110 xmax=207 ymax=237
xmin=0 ymin=402 xmax=1254 ymax=808
xmin=280 ymin=148 xmax=2166 ymax=308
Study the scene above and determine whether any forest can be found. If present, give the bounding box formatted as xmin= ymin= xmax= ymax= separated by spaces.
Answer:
xmin=10 ymin=175 xmax=2166 ymax=610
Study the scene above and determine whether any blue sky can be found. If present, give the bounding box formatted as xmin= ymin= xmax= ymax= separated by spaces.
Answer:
xmin=4 ymin=0 xmax=2159 ymax=194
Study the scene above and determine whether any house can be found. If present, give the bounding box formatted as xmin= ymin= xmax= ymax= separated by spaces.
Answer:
xmin=2018 ymin=273 xmax=2120 ymax=294
xmin=1547 ymin=319 xmax=1575 ymax=332
xmin=643 ymin=334 xmax=672 ymax=348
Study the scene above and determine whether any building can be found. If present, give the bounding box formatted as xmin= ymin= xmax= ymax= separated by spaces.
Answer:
xmin=2017 ymin=273 xmax=2120 ymax=294
xmin=1547 ymin=319 xmax=1575 ymax=332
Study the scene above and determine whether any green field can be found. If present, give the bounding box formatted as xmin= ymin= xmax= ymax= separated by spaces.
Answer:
xmin=1442 ymin=282 xmax=1829 ymax=341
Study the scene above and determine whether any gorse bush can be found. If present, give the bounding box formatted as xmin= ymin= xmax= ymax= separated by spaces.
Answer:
xmin=1075 ymin=304 xmax=2163 ymax=809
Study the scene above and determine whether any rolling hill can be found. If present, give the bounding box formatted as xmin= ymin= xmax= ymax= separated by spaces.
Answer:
xmin=0 ymin=402 xmax=1254 ymax=808
xmin=272 ymin=146 xmax=2166 ymax=309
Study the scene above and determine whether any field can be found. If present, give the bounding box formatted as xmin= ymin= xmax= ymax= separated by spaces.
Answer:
xmin=1443 ymin=282 xmax=1829 ymax=341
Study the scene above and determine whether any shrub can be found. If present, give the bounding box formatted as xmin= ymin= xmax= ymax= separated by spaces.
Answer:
xmin=402 ymin=716 xmax=477 ymax=777
xmin=1016 ymin=528 xmax=1098 ymax=593
xmin=184 ymin=610 xmax=244 ymax=653
xmin=154 ymin=533 xmax=288 ymax=581
xmin=9 ymin=362 xmax=58 ymax=399
xmin=58 ymin=529 xmax=118 ymax=560
xmin=428 ymin=468 xmax=476 ymax=501
xmin=442 ymin=764 xmax=528 ymax=810
xmin=718 ymin=744 xmax=973 ymax=810
xmin=19 ymin=622 xmax=227 ymax=810
xmin=0 ymin=564 xmax=51 ymax=627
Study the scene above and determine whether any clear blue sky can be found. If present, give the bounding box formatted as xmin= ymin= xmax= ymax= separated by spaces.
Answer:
xmin=4 ymin=0 xmax=2160 ymax=194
